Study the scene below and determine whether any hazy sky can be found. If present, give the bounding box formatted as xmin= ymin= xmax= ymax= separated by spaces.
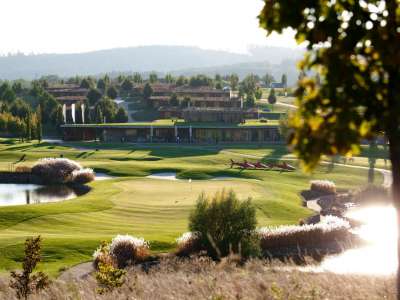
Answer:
xmin=0 ymin=0 xmax=297 ymax=55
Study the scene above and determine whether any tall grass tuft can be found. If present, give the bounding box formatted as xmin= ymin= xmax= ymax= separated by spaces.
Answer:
xmin=31 ymin=158 xmax=95 ymax=184
xmin=175 ymin=232 xmax=203 ymax=256
xmin=71 ymin=168 xmax=95 ymax=184
xmin=310 ymin=180 xmax=336 ymax=194
xmin=109 ymin=235 xmax=150 ymax=268
xmin=259 ymin=216 xmax=350 ymax=251
xmin=189 ymin=189 xmax=259 ymax=259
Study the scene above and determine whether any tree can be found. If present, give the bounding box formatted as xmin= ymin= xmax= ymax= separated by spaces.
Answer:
xmin=115 ymin=107 xmax=128 ymax=123
xmin=240 ymin=74 xmax=257 ymax=97
xmin=25 ymin=111 xmax=32 ymax=141
xmin=255 ymin=87 xmax=263 ymax=100
xmin=36 ymin=105 xmax=42 ymax=143
xmin=87 ymin=88 xmax=102 ymax=106
xmin=0 ymin=82 xmax=16 ymax=102
xmin=149 ymin=72 xmax=158 ymax=84
xmin=133 ymin=72 xmax=143 ymax=83
xmin=169 ymin=93 xmax=179 ymax=107
xmin=95 ymin=105 xmax=103 ymax=124
xmin=259 ymin=0 xmax=400 ymax=296
xmin=215 ymin=82 xmax=222 ymax=90
xmin=229 ymin=74 xmax=239 ymax=90
xmin=12 ymin=81 xmax=23 ymax=95
xmin=189 ymin=75 xmax=212 ymax=87
xmin=268 ymin=88 xmax=276 ymax=105
xmin=53 ymin=105 xmax=64 ymax=135
xmin=176 ymin=76 xmax=187 ymax=86
xmin=281 ymin=74 xmax=287 ymax=88
xmin=143 ymin=83 xmax=153 ymax=102
xmin=245 ymin=94 xmax=255 ymax=108
xmin=80 ymin=77 xmax=94 ymax=89
xmin=97 ymin=76 xmax=109 ymax=91
xmin=121 ymin=79 xmax=133 ymax=94
xmin=165 ymin=73 xmax=175 ymax=84
xmin=263 ymin=73 xmax=274 ymax=88
xmin=106 ymin=86 xmax=118 ymax=99
xmin=95 ymin=98 xmax=118 ymax=123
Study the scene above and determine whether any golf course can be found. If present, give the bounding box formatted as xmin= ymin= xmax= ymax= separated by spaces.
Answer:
xmin=0 ymin=139 xmax=385 ymax=276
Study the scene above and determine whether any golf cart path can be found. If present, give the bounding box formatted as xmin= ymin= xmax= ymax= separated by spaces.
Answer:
xmin=58 ymin=262 xmax=93 ymax=282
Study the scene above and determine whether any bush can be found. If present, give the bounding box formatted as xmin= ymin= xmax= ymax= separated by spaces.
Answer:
xmin=10 ymin=236 xmax=50 ymax=299
xmin=32 ymin=158 xmax=81 ymax=184
xmin=71 ymin=168 xmax=95 ymax=184
xmin=259 ymin=215 xmax=350 ymax=251
xmin=94 ymin=241 xmax=126 ymax=294
xmin=175 ymin=232 xmax=202 ymax=256
xmin=188 ymin=190 xmax=259 ymax=259
xmin=31 ymin=158 xmax=95 ymax=185
xmin=93 ymin=242 xmax=114 ymax=270
xmin=310 ymin=180 xmax=336 ymax=194
xmin=109 ymin=235 xmax=149 ymax=268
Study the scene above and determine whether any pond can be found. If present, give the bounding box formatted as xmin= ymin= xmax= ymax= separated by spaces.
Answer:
xmin=305 ymin=205 xmax=397 ymax=275
xmin=0 ymin=183 xmax=90 ymax=206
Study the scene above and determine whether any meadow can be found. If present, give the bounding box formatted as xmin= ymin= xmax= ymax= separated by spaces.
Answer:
xmin=0 ymin=139 xmax=384 ymax=276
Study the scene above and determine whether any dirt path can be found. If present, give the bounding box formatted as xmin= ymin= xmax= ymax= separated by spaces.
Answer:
xmin=58 ymin=262 xmax=94 ymax=281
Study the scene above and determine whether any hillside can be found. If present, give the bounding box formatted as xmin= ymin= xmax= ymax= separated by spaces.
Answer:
xmin=0 ymin=45 xmax=303 ymax=80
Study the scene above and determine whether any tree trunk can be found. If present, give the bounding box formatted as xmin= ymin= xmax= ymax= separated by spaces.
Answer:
xmin=388 ymin=134 xmax=400 ymax=300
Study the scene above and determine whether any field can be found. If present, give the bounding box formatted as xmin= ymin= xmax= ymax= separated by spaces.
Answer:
xmin=0 ymin=139 xmax=384 ymax=276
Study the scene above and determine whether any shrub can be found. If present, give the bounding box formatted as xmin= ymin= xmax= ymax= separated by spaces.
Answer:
xmin=109 ymin=235 xmax=149 ymax=268
xmin=94 ymin=241 xmax=126 ymax=294
xmin=259 ymin=215 xmax=350 ymax=251
xmin=188 ymin=189 xmax=259 ymax=259
xmin=32 ymin=158 xmax=81 ymax=184
xmin=10 ymin=236 xmax=49 ymax=299
xmin=175 ymin=232 xmax=203 ymax=256
xmin=31 ymin=158 xmax=95 ymax=184
xmin=310 ymin=180 xmax=336 ymax=194
xmin=93 ymin=242 xmax=114 ymax=270
xmin=71 ymin=168 xmax=95 ymax=184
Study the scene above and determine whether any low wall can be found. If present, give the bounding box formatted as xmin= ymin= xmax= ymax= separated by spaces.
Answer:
xmin=0 ymin=172 xmax=44 ymax=184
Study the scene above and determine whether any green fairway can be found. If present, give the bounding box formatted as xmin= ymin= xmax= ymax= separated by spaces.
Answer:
xmin=0 ymin=139 xmax=383 ymax=276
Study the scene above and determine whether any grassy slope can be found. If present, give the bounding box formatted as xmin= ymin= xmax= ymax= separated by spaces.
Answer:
xmin=0 ymin=139 xmax=383 ymax=276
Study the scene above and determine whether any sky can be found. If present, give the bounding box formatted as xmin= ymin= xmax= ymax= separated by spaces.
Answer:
xmin=0 ymin=0 xmax=298 ymax=55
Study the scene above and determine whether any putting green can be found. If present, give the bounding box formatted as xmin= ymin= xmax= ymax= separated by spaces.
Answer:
xmin=0 ymin=139 xmax=383 ymax=276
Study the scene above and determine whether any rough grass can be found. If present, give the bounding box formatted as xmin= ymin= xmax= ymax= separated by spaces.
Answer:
xmin=0 ymin=139 xmax=384 ymax=276
xmin=0 ymin=258 xmax=395 ymax=299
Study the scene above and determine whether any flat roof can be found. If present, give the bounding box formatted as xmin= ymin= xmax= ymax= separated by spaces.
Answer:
xmin=62 ymin=119 xmax=279 ymax=129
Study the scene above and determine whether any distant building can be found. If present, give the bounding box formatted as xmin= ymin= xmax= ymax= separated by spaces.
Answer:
xmin=46 ymin=84 xmax=88 ymax=123
xmin=270 ymin=82 xmax=286 ymax=89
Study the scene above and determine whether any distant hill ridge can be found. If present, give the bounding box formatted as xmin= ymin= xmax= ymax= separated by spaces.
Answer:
xmin=0 ymin=45 xmax=303 ymax=82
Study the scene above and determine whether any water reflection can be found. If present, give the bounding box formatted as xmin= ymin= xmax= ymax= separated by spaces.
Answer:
xmin=308 ymin=205 xmax=397 ymax=275
xmin=0 ymin=184 xmax=90 ymax=206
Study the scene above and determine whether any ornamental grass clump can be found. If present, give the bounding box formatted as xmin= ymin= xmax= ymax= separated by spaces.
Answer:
xmin=31 ymin=158 xmax=95 ymax=184
xmin=188 ymin=189 xmax=260 ymax=259
xmin=259 ymin=216 xmax=350 ymax=251
xmin=109 ymin=235 xmax=150 ymax=268
xmin=71 ymin=168 xmax=95 ymax=184
xmin=175 ymin=232 xmax=202 ymax=256
xmin=310 ymin=180 xmax=336 ymax=194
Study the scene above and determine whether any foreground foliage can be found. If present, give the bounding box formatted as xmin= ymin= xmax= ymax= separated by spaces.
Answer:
xmin=9 ymin=236 xmax=49 ymax=300
xmin=189 ymin=190 xmax=259 ymax=259
xmin=94 ymin=241 xmax=126 ymax=294
xmin=0 ymin=258 xmax=395 ymax=299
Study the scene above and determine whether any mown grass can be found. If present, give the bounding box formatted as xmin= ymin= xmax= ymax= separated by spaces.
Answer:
xmin=0 ymin=138 xmax=383 ymax=276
